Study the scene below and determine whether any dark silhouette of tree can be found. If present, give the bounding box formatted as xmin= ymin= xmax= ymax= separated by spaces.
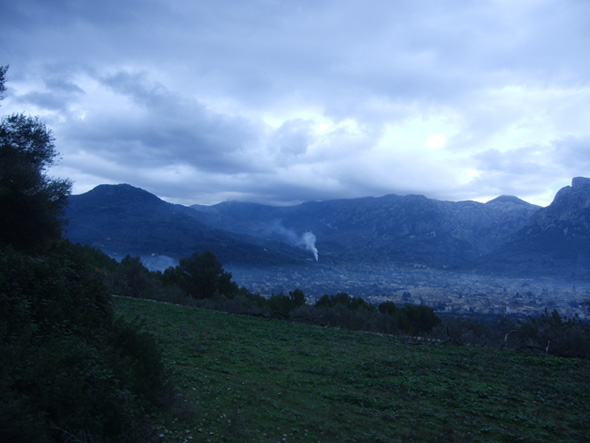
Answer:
xmin=289 ymin=288 xmax=306 ymax=307
xmin=269 ymin=293 xmax=293 ymax=316
xmin=315 ymin=292 xmax=373 ymax=311
xmin=399 ymin=304 xmax=441 ymax=335
xmin=110 ymin=255 xmax=158 ymax=298
xmin=378 ymin=301 xmax=398 ymax=315
xmin=175 ymin=250 xmax=238 ymax=299
xmin=0 ymin=241 xmax=170 ymax=441
xmin=0 ymin=111 xmax=71 ymax=252
xmin=0 ymin=70 xmax=170 ymax=440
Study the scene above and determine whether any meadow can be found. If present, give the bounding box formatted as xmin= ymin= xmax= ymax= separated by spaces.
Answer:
xmin=114 ymin=296 xmax=590 ymax=442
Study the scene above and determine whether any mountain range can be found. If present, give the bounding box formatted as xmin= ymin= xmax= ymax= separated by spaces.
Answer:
xmin=64 ymin=177 xmax=590 ymax=281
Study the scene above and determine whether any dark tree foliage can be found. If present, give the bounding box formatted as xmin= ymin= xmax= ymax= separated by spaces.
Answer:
xmin=315 ymin=292 xmax=374 ymax=311
xmin=399 ymin=304 xmax=441 ymax=335
xmin=0 ymin=113 xmax=71 ymax=252
xmin=169 ymin=250 xmax=239 ymax=299
xmin=107 ymin=255 xmax=188 ymax=303
xmin=378 ymin=301 xmax=398 ymax=315
xmin=267 ymin=289 xmax=307 ymax=317
xmin=0 ymin=242 xmax=169 ymax=441
xmin=0 ymin=69 xmax=169 ymax=441
xmin=268 ymin=293 xmax=293 ymax=316
xmin=111 ymin=255 xmax=158 ymax=298
xmin=289 ymin=288 xmax=306 ymax=308
xmin=378 ymin=301 xmax=440 ymax=335
xmin=434 ymin=311 xmax=590 ymax=358
xmin=517 ymin=309 xmax=590 ymax=358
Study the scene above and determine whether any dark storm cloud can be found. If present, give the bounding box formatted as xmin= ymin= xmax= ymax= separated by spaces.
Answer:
xmin=62 ymin=69 xmax=267 ymax=174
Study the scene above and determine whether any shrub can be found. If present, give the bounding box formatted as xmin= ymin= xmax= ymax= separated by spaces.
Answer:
xmin=517 ymin=310 xmax=590 ymax=357
xmin=398 ymin=304 xmax=441 ymax=335
xmin=0 ymin=242 xmax=171 ymax=441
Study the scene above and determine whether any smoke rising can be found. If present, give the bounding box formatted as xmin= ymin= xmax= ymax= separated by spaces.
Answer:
xmin=302 ymin=231 xmax=319 ymax=261
xmin=271 ymin=220 xmax=319 ymax=261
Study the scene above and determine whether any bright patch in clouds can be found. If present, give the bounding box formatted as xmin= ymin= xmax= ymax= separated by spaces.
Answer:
xmin=1 ymin=0 xmax=590 ymax=206
xmin=426 ymin=134 xmax=447 ymax=150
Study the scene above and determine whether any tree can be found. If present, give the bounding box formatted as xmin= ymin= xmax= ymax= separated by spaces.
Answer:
xmin=111 ymin=255 xmax=156 ymax=298
xmin=268 ymin=292 xmax=293 ymax=316
xmin=399 ymin=304 xmax=441 ymax=335
xmin=314 ymin=292 xmax=372 ymax=311
xmin=0 ymin=68 xmax=171 ymax=441
xmin=378 ymin=301 xmax=398 ymax=316
xmin=0 ymin=111 xmax=71 ymax=251
xmin=315 ymin=294 xmax=334 ymax=309
xmin=289 ymin=288 xmax=306 ymax=307
xmin=176 ymin=250 xmax=238 ymax=299
xmin=0 ymin=241 xmax=170 ymax=441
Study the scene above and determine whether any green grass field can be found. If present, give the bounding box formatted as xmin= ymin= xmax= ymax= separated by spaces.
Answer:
xmin=114 ymin=296 xmax=590 ymax=442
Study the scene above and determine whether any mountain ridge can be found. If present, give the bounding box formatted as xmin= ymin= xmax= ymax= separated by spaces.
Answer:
xmin=64 ymin=178 xmax=590 ymax=280
xmin=64 ymin=183 xmax=311 ymax=266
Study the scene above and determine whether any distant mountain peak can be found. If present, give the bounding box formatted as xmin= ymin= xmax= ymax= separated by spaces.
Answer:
xmin=91 ymin=183 xmax=143 ymax=193
xmin=80 ymin=183 xmax=165 ymax=207
xmin=485 ymin=195 xmax=533 ymax=206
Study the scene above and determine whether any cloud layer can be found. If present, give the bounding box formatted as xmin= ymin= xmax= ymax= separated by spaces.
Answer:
xmin=2 ymin=0 xmax=589 ymax=206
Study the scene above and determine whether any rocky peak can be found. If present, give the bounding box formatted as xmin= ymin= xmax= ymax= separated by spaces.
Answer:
xmin=520 ymin=177 xmax=590 ymax=243
xmin=572 ymin=176 xmax=590 ymax=189
xmin=546 ymin=176 xmax=590 ymax=215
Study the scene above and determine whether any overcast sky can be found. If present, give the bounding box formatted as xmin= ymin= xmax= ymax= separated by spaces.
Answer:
xmin=1 ymin=0 xmax=589 ymax=206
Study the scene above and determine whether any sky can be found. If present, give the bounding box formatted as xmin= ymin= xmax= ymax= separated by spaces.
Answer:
xmin=1 ymin=0 xmax=589 ymax=207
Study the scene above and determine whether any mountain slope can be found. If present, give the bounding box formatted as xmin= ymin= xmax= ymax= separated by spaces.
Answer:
xmin=475 ymin=177 xmax=590 ymax=278
xmin=65 ymin=179 xmax=590 ymax=279
xmin=191 ymin=192 xmax=540 ymax=268
xmin=65 ymin=184 xmax=309 ymax=266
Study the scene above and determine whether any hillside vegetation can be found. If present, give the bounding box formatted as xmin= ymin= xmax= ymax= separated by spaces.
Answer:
xmin=1 ymin=67 xmax=170 ymax=441
xmin=115 ymin=296 xmax=590 ymax=442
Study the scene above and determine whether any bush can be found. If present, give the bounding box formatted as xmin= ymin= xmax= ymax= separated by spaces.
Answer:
xmin=398 ymin=304 xmax=441 ymax=335
xmin=315 ymin=292 xmax=374 ymax=312
xmin=517 ymin=310 xmax=590 ymax=358
xmin=0 ymin=242 xmax=171 ymax=441
xmin=269 ymin=293 xmax=293 ymax=317
xmin=0 ymin=112 xmax=71 ymax=253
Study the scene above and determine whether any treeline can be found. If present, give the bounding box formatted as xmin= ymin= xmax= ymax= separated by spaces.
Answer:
xmin=107 ymin=250 xmax=590 ymax=358
xmin=106 ymin=251 xmax=441 ymax=336
xmin=432 ymin=310 xmax=590 ymax=358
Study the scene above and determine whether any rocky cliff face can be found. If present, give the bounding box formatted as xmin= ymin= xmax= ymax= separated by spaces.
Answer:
xmin=473 ymin=177 xmax=590 ymax=278
xmin=526 ymin=177 xmax=590 ymax=237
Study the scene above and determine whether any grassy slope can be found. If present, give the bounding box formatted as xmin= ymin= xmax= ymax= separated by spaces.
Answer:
xmin=114 ymin=296 xmax=590 ymax=442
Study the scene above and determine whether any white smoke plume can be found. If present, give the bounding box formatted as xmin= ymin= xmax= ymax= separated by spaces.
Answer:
xmin=270 ymin=220 xmax=319 ymax=261
xmin=302 ymin=231 xmax=319 ymax=261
